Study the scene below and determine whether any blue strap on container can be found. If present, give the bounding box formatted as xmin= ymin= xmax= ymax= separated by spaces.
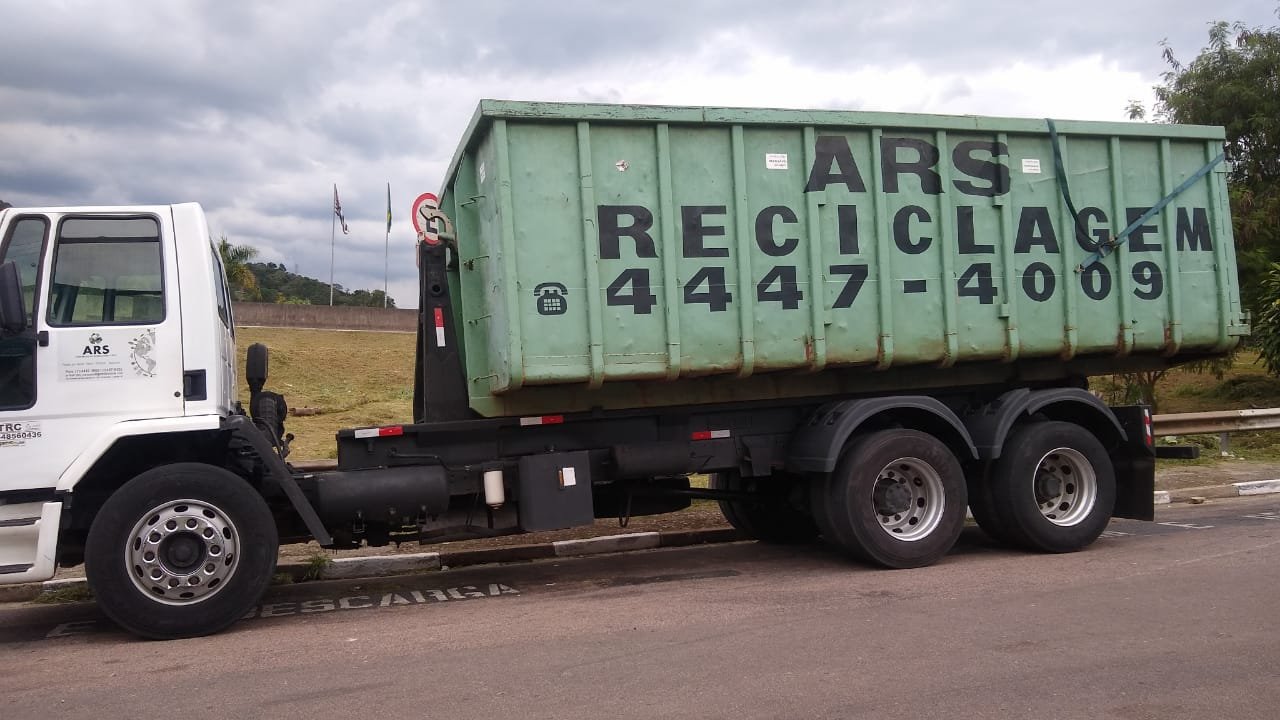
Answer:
xmin=1045 ymin=118 xmax=1226 ymax=271
xmin=1046 ymin=119 xmax=1092 ymax=257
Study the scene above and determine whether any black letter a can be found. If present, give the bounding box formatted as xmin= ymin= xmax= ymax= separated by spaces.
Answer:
xmin=805 ymin=136 xmax=867 ymax=193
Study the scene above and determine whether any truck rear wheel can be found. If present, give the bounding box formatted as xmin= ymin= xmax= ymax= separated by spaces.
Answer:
xmin=85 ymin=463 xmax=278 ymax=640
xmin=966 ymin=465 xmax=1019 ymax=546
xmin=818 ymin=430 xmax=967 ymax=569
xmin=988 ymin=422 xmax=1115 ymax=553
xmin=710 ymin=472 xmax=818 ymax=544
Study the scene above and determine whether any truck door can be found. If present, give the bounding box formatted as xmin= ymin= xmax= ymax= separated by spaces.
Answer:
xmin=0 ymin=211 xmax=184 ymax=495
xmin=0 ymin=215 xmax=46 ymax=480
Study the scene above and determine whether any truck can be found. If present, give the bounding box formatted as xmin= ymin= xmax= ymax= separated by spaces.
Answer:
xmin=0 ymin=101 xmax=1247 ymax=639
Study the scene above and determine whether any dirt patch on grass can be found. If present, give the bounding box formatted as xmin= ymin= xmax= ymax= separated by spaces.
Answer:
xmin=1153 ymin=350 xmax=1280 ymax=414
xmin=1154 ymin=459 xmax=1280 ymax=491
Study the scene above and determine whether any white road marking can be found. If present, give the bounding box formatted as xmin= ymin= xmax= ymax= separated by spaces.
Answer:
xmin=42 ymin=583 xmax=520 ymax=639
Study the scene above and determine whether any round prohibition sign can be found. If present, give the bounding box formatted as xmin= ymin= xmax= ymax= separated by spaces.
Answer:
xmin=411 ymin=192 xmax=442 ymax=244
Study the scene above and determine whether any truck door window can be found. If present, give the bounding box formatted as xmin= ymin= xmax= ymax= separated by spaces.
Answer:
xmin=47 ymin=217 xmax=164 ymax=326
xmin=0 ymin=216 xmax=47 ymax=409
xmin=210 ymin=245 xmax=233 ymax=332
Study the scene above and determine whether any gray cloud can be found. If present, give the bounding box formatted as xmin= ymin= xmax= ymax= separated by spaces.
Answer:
xmin=405 ymin=1 xmax=1274 ymax=78
xmin=0 ymin=165 xmax=95 ymax=200
xmin=0 ymin=4 xmax=354 ymax=115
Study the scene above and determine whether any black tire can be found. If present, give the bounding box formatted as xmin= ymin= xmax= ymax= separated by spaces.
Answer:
xmin=85 ymin=463 xmax=278 ymax=639
xmin=821 ymin=430 xmax=967 ymax=569
xmin=966 ymin=462 xmax=1020 ymax=546
xmin=809 ymin=472 xmax=842 ymax=546
xmin=989 ymin=421 xmax=1116 ymax=553
xmin=711 ymin=472 xmax=818 ymax=544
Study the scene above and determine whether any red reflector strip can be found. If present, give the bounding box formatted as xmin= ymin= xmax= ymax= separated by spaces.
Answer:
xmin=519 ymin=415 xmax=565 ymax=427
xmin=353 ymin=426 xmax=404 ymax=439
xmin=1143 ymin=411 xmax=1153 ymax=446
xmin=433 ymin=307 xmax=446 ymax=348
xmin=691 ymin=429 xmax=731 ymax=441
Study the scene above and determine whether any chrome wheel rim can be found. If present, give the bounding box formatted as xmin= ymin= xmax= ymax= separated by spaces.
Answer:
xmin=1032 ymin=447 xmax=1096 ymax=527
xmin=125 ymin=499 xmax=239 ymax=605
xmin=872 ymin=457 xmax=946 ymax=541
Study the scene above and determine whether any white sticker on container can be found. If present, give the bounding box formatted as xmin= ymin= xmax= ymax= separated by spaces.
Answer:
xmin=560 ymin=467 xmax=577 ymax=488
xmin=1021 ymin=158 xmax=1042 ymax=174
xmin=478 ymin=162 xmax=486 ymax=183
xmin=765 ymin=153 xmax=789 ymax=170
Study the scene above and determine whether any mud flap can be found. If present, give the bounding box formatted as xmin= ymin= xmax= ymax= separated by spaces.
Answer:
xmin=1110 ymin=406 xmax=1155 ymax=521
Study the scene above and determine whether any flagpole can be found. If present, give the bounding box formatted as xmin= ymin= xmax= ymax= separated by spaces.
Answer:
xmin=329 ymin=195 xmax=335 ymax=307
xmin=383 ymin=182 xmax=391 ymax=309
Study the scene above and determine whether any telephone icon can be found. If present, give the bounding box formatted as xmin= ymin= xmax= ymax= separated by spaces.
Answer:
xmin=534 ymin=282 xmax=568 ymax=316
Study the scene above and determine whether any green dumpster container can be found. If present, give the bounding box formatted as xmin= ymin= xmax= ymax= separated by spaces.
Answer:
xmin=438 ymin=101 xmax=1248 ymax=417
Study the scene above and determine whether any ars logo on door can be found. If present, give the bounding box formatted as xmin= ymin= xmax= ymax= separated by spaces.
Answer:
xmin=81 ymin=332 xmax=110 ymax=356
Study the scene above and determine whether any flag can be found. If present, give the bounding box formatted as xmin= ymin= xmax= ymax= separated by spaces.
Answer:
xmin=385 ymin=183 xmax=392 ymax=233
xmin=333 ymin=184 xmax=349 ymax=234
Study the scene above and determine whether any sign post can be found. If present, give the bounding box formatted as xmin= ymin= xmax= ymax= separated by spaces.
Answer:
xmin=411 ymin=192 xmax=442 ymax=245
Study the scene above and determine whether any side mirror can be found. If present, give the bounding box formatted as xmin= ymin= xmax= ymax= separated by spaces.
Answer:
xmin=246 ymin=342 xmax=268 ymax=393
xmin=0 ymin=260 xmax=27 ymax=337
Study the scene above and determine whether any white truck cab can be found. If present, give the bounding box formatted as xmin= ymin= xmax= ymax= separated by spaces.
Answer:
xmin=0 ymin=204 xmax=237 ymax=585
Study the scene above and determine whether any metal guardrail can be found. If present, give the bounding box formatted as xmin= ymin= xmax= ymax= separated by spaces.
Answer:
xmin=1152 ymin=408 xmax=1280 ymax=456
xmin=1152 ymin=408 xmax=1280 ymax=436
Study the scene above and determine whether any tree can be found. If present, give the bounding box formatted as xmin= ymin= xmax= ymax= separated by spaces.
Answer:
xmin=217 ymin=236 xmax=260 ymax=301
xmin=1152 ymin=9 xmax=1280 ymax=313
xmin=1253 ymin=266 xmax=1280 ymax=374
xmin=0 ymin=198 xmax=11 ymax=210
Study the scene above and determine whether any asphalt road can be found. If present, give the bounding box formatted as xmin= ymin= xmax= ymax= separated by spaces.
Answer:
xmin=2 ymin=496 xmax=1279 ymax=719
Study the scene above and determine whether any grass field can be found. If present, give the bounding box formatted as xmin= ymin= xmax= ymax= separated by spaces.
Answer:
xmin=236 ymin=328 xmax=415 ymax=459
xmin=236 ymin=327 xmax=1280 ymax=462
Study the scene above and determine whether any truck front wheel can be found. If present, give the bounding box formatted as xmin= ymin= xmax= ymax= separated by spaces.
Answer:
xmin=85 ymin=463 xmax=278 ymax=639
xmin=988 ymin=422 xmax=1115 ymax=553
xmin=816 ymin=430 xmax=967 ymax=569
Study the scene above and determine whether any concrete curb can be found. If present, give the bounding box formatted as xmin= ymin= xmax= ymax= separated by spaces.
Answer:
xmin=0 ymin=577 xmax=89 ymax=604
xmin=553 ymin=532 xmax=660 ymax=557
xmin=1233 ymin=479 xmax=1280 ymax=496
xmin=1166 ymin=480 xmax=1280 ymax=503
xmin=321 ymin=552 xmax=442 ymax=580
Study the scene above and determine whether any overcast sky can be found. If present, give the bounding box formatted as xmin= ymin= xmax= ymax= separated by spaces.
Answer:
xmin=1 ymin=1 xmax=1275 ymax=308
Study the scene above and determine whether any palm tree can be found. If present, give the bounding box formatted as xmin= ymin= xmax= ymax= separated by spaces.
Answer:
xmin=218 ymin=235 xmax=260 ymax=301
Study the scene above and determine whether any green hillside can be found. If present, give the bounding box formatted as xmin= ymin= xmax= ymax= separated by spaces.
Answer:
xmin=245 ymin=262 xmax=394 ymax=308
